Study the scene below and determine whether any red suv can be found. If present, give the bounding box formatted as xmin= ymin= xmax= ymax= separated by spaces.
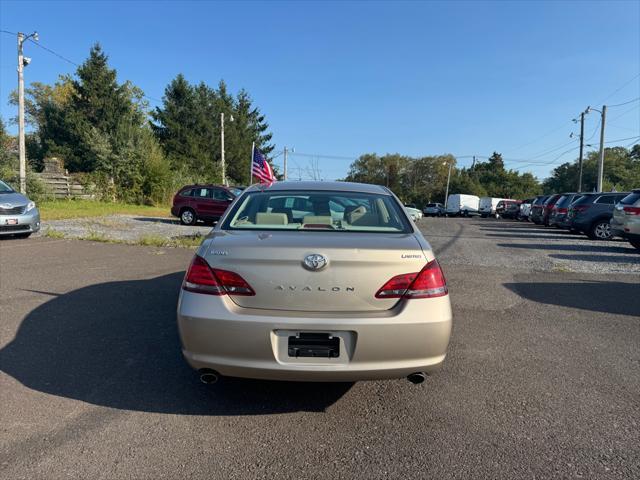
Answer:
xmin=171 ymin=185 xmax=238 ymax=225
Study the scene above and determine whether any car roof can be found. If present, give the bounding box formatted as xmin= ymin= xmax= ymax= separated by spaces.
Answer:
xmin=181 ymin=184 xmax=230 ymax=189
xmin=244 ymin=181 xmax=390 ymax=195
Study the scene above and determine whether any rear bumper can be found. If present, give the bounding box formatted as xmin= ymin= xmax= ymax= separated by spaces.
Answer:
xmin=610 ymin=217 xmax=627 ymax=238
xmin=177 ymin=291 xmax=452 ymax=382
xmin=623 ymin=232 xmax=640 ymax=241
xmin=0 ymin=209 xmax=40 ymax=236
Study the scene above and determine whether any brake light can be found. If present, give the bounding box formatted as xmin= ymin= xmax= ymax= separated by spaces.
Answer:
xmin=375 ymin=259 xmax=448 ymax=299
xmin=182 ymin=256 xmax=255 ymax=296
xmin=623 ymin=206 xmax=640 ymax=215
xmin=573 ymin=204 xmax=590 ymax=212
xmin=556 ymin=207 xmax=568 ymax=214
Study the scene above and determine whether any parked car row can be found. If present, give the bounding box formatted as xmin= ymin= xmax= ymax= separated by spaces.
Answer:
xmin=493 ymin=190 xmax=640 ymax=251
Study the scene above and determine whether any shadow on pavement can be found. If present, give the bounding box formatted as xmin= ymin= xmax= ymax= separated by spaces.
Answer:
xmin=549 ymin=253 xmax=640 ymax=263
xmin=0 ymin=272 xmax=352 ymax=415
xmin=131 ymin=217 xmax=179 ymax=225
xmin=495 ymin=242 xmax=636 ymax=254
xmin=487 ymin=233 xmax=580 ymax=241
xmin=504 ymin=280 xmax=640 ymax=317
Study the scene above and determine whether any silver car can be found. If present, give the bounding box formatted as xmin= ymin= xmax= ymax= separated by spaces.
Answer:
xmin=0 ymin=180 xmax=40 ymax=238
xmin=611 ymin=189 xmax=640 ymax=251
xmin=177 ymin=181 xmax=452 ymax=384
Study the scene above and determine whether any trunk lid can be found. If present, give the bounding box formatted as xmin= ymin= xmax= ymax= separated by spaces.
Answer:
xmin=202 ymin=230 xmax=430 ymax=312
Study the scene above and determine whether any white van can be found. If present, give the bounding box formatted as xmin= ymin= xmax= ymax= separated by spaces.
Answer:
xmin=479 ymin=197 xmax=509 ymax=217
xmin=445 ymin=194 xmax=480 ymax=216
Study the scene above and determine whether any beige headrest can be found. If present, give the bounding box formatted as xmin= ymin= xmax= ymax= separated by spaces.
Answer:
xmin=256 ymin=212 xmax=289 ymax=225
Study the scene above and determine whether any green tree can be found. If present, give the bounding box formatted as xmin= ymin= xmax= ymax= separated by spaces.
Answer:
xmin=543 ymin=146 xmax=640 ymax=193
xmin=152 ymin=77 xmax=274 ymax=185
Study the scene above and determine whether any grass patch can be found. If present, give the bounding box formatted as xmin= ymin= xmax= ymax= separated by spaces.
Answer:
xmin=81 ymin=228 xmax=112 ymax=243
xmin=39 ymin=199 xmax=171 ymax=221
xmin=43 ymin=228 xmax=66 ymax=239
xmin=138 ymin=234 xmax=204 ymax=248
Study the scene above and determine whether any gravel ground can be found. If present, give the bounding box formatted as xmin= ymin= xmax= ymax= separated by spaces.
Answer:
xmin=37 ymin=214 xmax=212 ymax=242
xmin=1 ymin=218 xmax=639 ymax=479
xmin=422 ymin=216 xmax=640 ymax=274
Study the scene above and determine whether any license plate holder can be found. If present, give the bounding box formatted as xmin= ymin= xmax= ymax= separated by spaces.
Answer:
xmin=6 ymin=219 xmax=18 ymax=225
xmin=288 ymin=332 xmax=340 ymax=358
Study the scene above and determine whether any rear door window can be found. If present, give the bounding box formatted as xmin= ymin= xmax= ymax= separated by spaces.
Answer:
xmin=194 ymin=188 xmax=212 ymax=199
xmin=212 ymin=188 xmax=233 ymax=201
xmin=595 ymin=195 xmax=615 ymax=204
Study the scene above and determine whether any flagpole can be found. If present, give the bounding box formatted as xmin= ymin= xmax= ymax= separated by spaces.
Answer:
xmin=248 ymin=142 xmax=255 ymax=186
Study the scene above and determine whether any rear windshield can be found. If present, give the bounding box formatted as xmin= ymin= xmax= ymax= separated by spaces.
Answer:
xmin=543 ymin=195 xmax=559 ymax=205
xmin=0 ymin=180 xmax=15 ymax=193
xmin=426 ymin=203 xmax=438 ymax=207
xmin=620 ymin=192 xmax=640 ymax=205
xmin=555 ymin=195 xmax=570 ymax=207
xmin=222 ymin=190 xmax=412 ymax=233
xmin=572 ymin=194 xmax=595 ymax=205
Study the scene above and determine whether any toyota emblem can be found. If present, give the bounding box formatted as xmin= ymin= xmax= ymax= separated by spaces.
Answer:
xmin=303 ymin=254 xmax=328 ymax=271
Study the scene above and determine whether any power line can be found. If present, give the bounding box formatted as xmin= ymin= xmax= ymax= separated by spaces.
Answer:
xmin=2 ymin=30 xmax=162 ymax=105
xmin=502 ymin=120 xmax=573 ymax=155
xmin=608 ymin=103 xmax=640 ymax=123
xmin=586 ymin=135 xmax=640 ymax=147
xmin=607 ymin=97 xmax=640 ymax=108
xmin=27 ymin=38 xmax=78 ymax=66
xmin=593 ymin=72 xmax=640 ymax=105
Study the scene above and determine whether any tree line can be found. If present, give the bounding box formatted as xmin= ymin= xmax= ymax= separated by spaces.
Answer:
xmin=343 ymin=146 xmax=640 ymax=206
xmin=1 ymin=43 xmax=273 ymax=203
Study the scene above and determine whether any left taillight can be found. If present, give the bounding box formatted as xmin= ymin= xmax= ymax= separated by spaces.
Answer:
xmin=182 ymin=255 xmax=255 ymax=296
xmin=375 ymin=259 xmax=448 ymax=300
xmin=623 ymin=206 xmax=640 ymax=215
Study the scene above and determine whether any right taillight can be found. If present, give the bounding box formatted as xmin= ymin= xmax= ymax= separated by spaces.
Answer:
xmin=375 ymin=259 xmax=448 ymax=300
xmin=623 ymin=206 xmax=640 ymax=215
xmin=182 ymin=255 xmax=255 ymax=296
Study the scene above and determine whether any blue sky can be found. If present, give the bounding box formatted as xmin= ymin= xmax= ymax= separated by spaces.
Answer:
xmin=1 ymin=0 xmax=639 ymax=181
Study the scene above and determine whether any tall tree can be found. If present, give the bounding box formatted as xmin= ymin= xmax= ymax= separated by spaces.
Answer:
xmin=152 ymin=76 xmax=274 ymax=185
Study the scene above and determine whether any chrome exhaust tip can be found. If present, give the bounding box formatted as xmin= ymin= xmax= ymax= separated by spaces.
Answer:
xmin=198 ymin=369 xmax=219 ymax=384
xmin=407 ymin=372 xmax=427 ymax=384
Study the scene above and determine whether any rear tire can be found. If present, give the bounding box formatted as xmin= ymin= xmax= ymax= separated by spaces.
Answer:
xmin=180 ymin=208 xmax=197 ymax=226
xmin=588 ymin=220 xmax=611 ymax=240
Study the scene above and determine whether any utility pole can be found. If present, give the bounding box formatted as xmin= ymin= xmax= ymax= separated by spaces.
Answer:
xmin=283 ymin=147 xmax=288 ymax=180
xmin=220 ymin=112 xmax=226 ymax=186
xmin=443 ymin=160 xmax=453 ymax=212
xmin=17 ymin=33 xmax=26 ymax=194
xmin=597 ymin=105 xmax=606 ymax=192
xmin=577 ymin=111 xmax=585 ymax=192
xmin=15 ymin=31 xmax=38 ymax=194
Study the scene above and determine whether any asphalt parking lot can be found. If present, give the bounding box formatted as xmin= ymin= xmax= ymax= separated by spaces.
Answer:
xmin=1 ymin=217 xmax=639 ymax=479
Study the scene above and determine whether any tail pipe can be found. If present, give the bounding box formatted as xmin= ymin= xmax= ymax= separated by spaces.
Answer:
xmin=199 ymin=369 xmax=220 ymax=384
xmin=407 ymin=372 xmax=427 ymax=384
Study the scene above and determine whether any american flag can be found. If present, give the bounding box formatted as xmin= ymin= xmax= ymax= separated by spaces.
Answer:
xmin=252 ymin=147 xmax=275 ymax=185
